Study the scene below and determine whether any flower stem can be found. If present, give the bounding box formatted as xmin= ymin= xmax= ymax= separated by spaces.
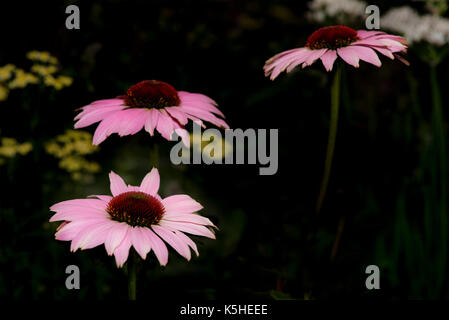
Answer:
xmin=128 ymin=250 xmax=137 ymax=300
xmin=316 ymin=65 xmax=342 ymax=214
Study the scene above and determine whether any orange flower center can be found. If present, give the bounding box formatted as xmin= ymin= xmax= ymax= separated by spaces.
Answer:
xmin=123 ymin=80 xmax=180 ymax=109
xmin=306 ymin=25 xmax=359 ymax=50
xmin=107 ymin=191 xmax=165 ymax=227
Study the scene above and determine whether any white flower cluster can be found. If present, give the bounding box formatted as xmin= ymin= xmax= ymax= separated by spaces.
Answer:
xmin=307 ymin=0 xmax=367 ymax=24
xmin=382 ymin=6 xmax=449 ymax=46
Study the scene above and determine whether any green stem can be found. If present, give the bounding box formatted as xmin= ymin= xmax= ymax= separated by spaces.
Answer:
xmin=128 ymin=250 xmax=137 ymax=300
xmin=316 ymin=65 xmax=342 ymax=214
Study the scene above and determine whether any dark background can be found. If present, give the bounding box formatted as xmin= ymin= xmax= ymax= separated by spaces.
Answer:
xmin=1 ymin=0 xmax=449 ymax=300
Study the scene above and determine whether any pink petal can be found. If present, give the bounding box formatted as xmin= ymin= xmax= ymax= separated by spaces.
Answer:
xmin=174 ymin=231 xmax=199 ymax=256
xmin=174 ymin=128 xmax=190 ymax=147
xmin=70 ymin=220 xmax=114 ymax=251
xmin=117 ymin=109 xmax=147 ymax=137
xmin=114 ymin=235 xmax=132 ymax=268
xmin=139 ymin=167 xmax=160 ymax=196
xmin=159 ymin=220 xmax=215 ymax=239
xmin=80 ymin=222 xmax=116 ymax=250
xmin=144 ymin=109 xmax=160 ymax=136
xmin=50 ymin=207 xmax=108 ymax=222
xmin=350 ymin=46 xmax=381 ymax=67
xmin=162 ymin=212 xmax=215 ymax=227
xmin=129 ymin=227 xmax=152 ymax=259
xmin=286 ymin=49 xmax=324 ymax=72
xmin=155 ymin=110 xmax=175 ymax=141
xmin=152 ymin=225 xmax=191 ymax=261
xmin=302 ymin=49 xmax=328 ymax=68
xmin=55 ymin=219 xmax=106 ymax=241
xmin=165 ymin=107 xmax=189 ymax=125
xmin=143 ymin=228 xmax=168 ymax=266
xmin=177 ymin=92 xmax=225 ymax=117
xmin=92 ymin=112 xmax=123 ymax=145
xmin=104 ymin=223 xmax=129 ymax=255
xmin=320 ymin=50 xmax=338 ymax=72
xmin=109 ymin=171 xmax=127 ymax=196
xmin=356 ymin=30 xmax=385 ymax=39
xmin=337 ymin=47 xmax=360 ymax=68
xmin=266 ymin=48 xmax=313 ymax=80
xmin=162 ymin=195 xmax=203 ymax=215
xmin=50 ymin=199 xmax=108 ymax=212
xmin=180 ymin=106 xmax=229 ymax=129
xmin=370 ymin=46 xmax=394 ymax=59
xmin=74 ymin=105 xmax=126 ymax=128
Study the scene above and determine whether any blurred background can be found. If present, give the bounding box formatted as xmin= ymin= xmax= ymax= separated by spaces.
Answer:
xmin=1 ymin=0 xmax=449 ymax=300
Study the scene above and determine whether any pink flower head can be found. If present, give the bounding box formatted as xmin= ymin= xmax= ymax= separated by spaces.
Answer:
xmin=74 ymin=80 xmax=229 ymax=146
xmin=49 ymin=168 xmax=216 ymax=267
xmin=264 ymin=25 xmax=409 ymax=80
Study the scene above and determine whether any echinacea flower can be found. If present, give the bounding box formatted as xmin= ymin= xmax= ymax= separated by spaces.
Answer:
xmin=74 ymin=80 xmax=229 ymax=146
xmin=264 ymin=25 xmax=408 ymax=79
xmin=49 ymin=168 xmax=216 ymax=267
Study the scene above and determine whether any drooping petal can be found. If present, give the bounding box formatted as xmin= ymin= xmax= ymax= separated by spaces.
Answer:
xmin=70 ymin=220 xmax=115 ymax=251
xmin=302 ymin=48 xmax=328 ymax=68
xmin=114 ymin=235 xmax=132 ymax=268
xmin=337 ymin=46 xmax=360 ymax=68
xmin=144 ymin=109 xmax=160 ymax=136
xmin=174 ymin=231 xmax=199 ymax=256
xmin=155 ymin=110 xmax=175 ymax=141
xmin=92 ymin=112 xmax=123 ymax=145
xmin=74 ymin=105 xmax=126 ymax=128
xmin=265 ymin=48 xmax=313 ymax=80
xmin=320 ymin=50 xmax=338 ymax=72
xmin=152 ymin=225 xmax=191 ymax=261
xmin=104 ymin=223 xmax=129 ymax=255
xmin=117 ymin=109 xmax=148 ymax=137
xmin=129 ymin=227 xmax=152 ymax=259
xmin=143 ymin=227 xmax=169 ymax=266
xmin=349 ymin=46 xmax=381 ymax=67
xmin=55 ymin=219 xmax=107 ymax=241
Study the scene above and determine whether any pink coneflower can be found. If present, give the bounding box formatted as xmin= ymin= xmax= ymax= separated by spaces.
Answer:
xmin=264 ymin=25 xmax=408 ymax=79
xmin=49 ymin=168 xmax=216 ymax=268
xmin=74 ymin=80 xmax=229 ymax=146
xmin=263 ymin=25 xmax=408 ymax=216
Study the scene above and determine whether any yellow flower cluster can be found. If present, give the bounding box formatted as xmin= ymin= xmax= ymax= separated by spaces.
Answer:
xmin=0 ymin=64 xmax=15 ymax=81
xmin=43 ymin=75 xmax=73 ymax=90
xmin=0 ymin=85 xmax=8 ymax=101
xmin=0 ymin=51 xmax=73 ymax=101
xmin=26 ymin=51 xmax=59 ymax=64
xmin=0 ymin=64 xmax=39 ymax=99
xmin=45 ymin=130 xmax=100 ymax=180
xmin=8 ymin=68 xmax=39 ymax=89
xmin=0 ymin=137 xmax=33 ymax=165
xmin=26 ymin=51 xmax=72 ymax=90
xmin=31 ymin=64 xmax=57 ymax=76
